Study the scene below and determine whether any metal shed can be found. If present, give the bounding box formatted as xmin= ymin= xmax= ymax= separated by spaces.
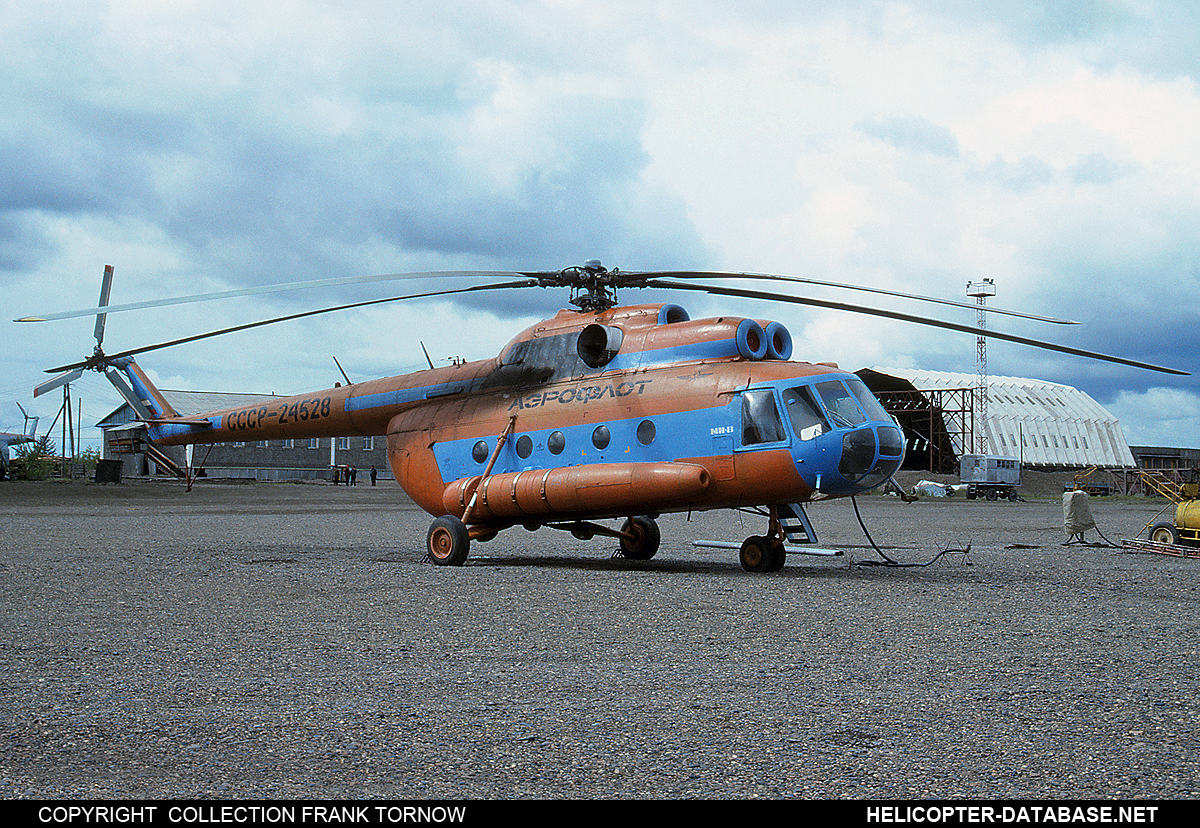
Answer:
xmin=859 ymin=368 xmax=1134 ymax=470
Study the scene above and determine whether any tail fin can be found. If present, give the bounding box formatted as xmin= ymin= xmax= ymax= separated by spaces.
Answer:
xmin=109 ymin=357 xmax=180 ymax=420
xmin=15 ymin=402 xmax=38 ymax=438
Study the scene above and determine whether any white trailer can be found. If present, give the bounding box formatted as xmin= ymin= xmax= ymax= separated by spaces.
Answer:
xmin=960 ymin=454 xmax=1021 ymax=501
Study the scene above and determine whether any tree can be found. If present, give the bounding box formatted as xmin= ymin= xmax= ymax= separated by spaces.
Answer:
xmin=13 ymin=435 xmax=57 ymax=480
xmin=79 ymin=446 xmax=101 ymax=471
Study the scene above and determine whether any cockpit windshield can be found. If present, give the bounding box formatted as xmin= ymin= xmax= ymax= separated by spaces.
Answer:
xmin=760 ymin=378 xmax=898 ymax=446
xmin=782 ymin=385 xmax=828 ymax=441
xmin=814 ymin=381 xmax=867 ymax=428
xmin=845 ymin=377 xmax=893 ymax=423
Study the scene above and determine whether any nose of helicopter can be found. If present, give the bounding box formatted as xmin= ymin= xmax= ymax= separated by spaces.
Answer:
xmin=823 ymin=423 xmax=905 ymax=495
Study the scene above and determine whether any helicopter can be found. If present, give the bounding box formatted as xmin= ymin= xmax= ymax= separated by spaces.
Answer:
xmin=20 ymin=261 xmax=1187 ymax=572
xmin=1 ymin=403 xmax=40 ymax=479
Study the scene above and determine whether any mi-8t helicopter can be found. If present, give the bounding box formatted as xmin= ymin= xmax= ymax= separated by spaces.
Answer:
xmin=1 ymin=403 xmax=39 ymax=480
xmin=20 ymin=262 xmax=1186 ymax=571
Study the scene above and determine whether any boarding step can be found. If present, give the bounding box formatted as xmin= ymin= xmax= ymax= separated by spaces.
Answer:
xmin=691 ymin=503 xmax=844 ymax=557
xmin=778 ymin=502 xmax=817 ymax=545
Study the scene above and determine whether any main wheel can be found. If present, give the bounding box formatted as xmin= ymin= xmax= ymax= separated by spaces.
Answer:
xmin=1150 ymin=522 xmax=1180 ymax=546
xmin=740 ymin=535 xmax=776 ymax=573
xmin=619 ymin=515 xmax=661 ymax=560
xmin=769 ymin=543 xmax=787 ymax=572
xmin=427 ymin=515 xmax=470 ymax=566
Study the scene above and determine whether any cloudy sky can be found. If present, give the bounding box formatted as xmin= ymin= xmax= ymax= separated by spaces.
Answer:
xmin=3 ymin=0 xmax=1199 ymax=450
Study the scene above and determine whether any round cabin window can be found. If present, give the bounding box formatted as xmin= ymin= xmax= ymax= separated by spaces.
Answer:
xmin=592 ymin=425 xmax=611 ymax=450
xmin=516 ymin=435 xmax=533 ymax=459
xmin=472 ymin=440 xmax=489 ymax=463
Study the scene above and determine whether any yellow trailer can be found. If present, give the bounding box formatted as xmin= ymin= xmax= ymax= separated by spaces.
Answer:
xmin=1134 ymin=474 xmax=1200 ymax=549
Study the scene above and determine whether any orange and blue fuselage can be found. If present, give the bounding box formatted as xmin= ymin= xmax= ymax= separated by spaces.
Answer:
xmin=144 ymin=302 xmax=904 ymax=527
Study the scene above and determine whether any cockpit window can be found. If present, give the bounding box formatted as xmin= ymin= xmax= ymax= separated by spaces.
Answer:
xmin=845 ymin=377 xmax=893 ymax=423
xmin=741 ymin=389 xmax=787 ymax=445
xmin=782 ymin=385 xmax=828 ymax=441
xmin=814 ymin=381 xmax=867 ymax=428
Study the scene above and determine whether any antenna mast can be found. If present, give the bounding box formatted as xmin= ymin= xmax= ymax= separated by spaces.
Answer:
xmin=967 ymin=278 xmax=996 ymax=454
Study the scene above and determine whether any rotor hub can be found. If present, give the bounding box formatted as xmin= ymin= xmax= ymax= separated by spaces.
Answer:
xmin=533 ymin=261 xmax=648 ymax=313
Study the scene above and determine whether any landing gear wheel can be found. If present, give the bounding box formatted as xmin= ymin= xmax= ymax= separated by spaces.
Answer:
xmin=427 ymin=515 xmax=470 ymax=566
xmin=769 ymin=543 xmax=787 ymax=572
xmin=1150 ymin=522 xmax=1180 ymax=546
xmin=619 ymin=515 xmax=661 ymax=560
xmin=740 ymin=535 xmax=779 ymax=573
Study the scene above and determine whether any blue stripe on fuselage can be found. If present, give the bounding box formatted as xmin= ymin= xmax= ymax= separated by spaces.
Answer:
xmin=148 ymin=418 xmax=221 ymax=443
xmin=429 ymin=374 xmax=901 ymax=500
xmin=604 ymin=338 xmax=741 ymax=371
xmin=345 ymin=384 xmax=454 ymax=413
xmin=432 ymin=403 xmax=739 ymax=484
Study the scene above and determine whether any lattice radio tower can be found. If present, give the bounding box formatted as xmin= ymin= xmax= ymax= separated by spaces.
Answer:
xmin=966 ymin=278 xmax=995 ymax=454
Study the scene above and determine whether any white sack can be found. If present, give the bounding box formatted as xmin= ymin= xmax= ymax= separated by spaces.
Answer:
xmin=1063 ymin=490 xmax=1096 ymax=536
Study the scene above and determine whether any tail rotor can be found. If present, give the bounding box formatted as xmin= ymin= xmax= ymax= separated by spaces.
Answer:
xmin=33 ymin=265 xmax=131 ymax=401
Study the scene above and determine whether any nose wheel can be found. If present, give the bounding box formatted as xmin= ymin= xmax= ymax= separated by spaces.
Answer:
xmin=739 ymin=506 xmax=789 ymax=572
xmin=739 ymin=535 xmax=785 ymax=572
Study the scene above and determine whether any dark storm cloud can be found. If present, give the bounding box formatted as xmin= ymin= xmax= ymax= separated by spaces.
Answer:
xmin=380 ymin=97 xmax=658 ymax=256
xmin=0 ymin=214 xmax=49 ymax=271
xmin=0 ymin=2 xmax=706 ymax=297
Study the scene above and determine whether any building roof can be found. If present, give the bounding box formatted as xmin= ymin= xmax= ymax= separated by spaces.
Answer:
xmin=96 ymin=390 xmax=282 ymax=429
xmin=865 ymin=367 xmax=1134 ymax=468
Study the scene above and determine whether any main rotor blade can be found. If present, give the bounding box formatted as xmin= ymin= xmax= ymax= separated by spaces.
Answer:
xmin=34 ymin=368 xmax=84 ymax=398
xmin=45 ymin=280 xmax=538 ymax=373
xmin=18 ymin=264 xmax=1072 ymax=327
xmin=647 ymin=279 xmax=1188 ymax=376
xmin=18 ymin=270 xmax=538 ymax=323
xmin=93 ymin=264 xmax=115 ymax=347
xmin=635 ymin=270 xmax=1076 ymax=325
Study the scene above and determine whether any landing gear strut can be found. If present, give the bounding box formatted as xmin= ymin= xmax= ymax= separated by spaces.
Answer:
xmin=694 ymin=503 xmax=818 ymax=572
xmin=550 ymin=515 xmax=662 ymax=560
